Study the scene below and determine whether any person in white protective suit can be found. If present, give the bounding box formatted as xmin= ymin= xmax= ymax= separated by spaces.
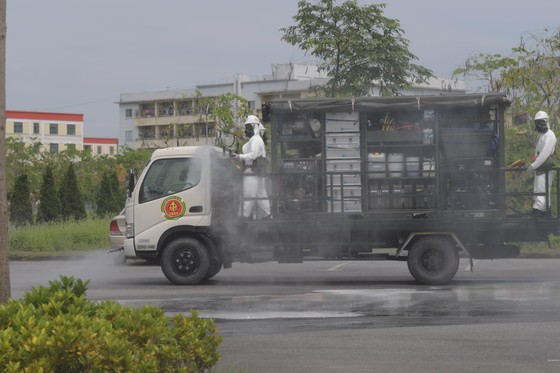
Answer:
xmin=527 ymin=111 xmax=556 ymax=216
xmin=235 ymin=115 xmax=271 ymax=219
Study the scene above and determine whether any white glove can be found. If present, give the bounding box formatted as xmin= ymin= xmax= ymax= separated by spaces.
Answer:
xmin=526 ymin=164 xmax=535 ymax=172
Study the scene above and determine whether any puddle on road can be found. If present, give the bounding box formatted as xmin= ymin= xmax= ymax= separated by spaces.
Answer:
xmin=168 ymin=310 xmax=361 ymax=320
xmin=120 ymin=282 xmax=560 ymax=321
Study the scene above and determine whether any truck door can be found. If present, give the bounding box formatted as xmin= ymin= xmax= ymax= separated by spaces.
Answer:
xmin=133 ymin=156 xmax=207 ymax=252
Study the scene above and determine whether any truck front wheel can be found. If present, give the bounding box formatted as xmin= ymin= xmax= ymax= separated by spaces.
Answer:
xmin=161 ymin=238 xmax=210 ymax=285
xmin=204 ymin=258 xmax=222 ymax=281
xmin=407 ymin=237 xmax=459 ymax=285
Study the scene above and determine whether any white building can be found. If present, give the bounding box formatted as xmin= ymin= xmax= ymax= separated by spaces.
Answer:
xmin=117 ymin=63 xmax=466 ymax=150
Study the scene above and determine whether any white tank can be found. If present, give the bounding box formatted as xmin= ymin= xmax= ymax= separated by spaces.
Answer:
xmin=368 ymin=152 xmax=386 ymax=179
xmin=387 ymin=153 xmax=404 ymax=177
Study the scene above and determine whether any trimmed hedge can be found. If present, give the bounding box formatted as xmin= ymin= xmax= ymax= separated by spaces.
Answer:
xmin=0 ymin=276 xmax=222 ymax=372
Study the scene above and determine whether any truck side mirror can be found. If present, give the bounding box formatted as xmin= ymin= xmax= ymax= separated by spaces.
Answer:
xmin=127 ymin=170 xmax=136 ymax=197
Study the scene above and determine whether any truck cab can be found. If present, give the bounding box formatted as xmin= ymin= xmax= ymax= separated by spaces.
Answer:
xmin=123 ymin=146 xmax=240 ymax=284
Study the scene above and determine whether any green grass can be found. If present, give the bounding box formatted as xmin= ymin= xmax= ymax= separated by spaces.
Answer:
xmin=8 ymin=217 xmax=111 ymax=259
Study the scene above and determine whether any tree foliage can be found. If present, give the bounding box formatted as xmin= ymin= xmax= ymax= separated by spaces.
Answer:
xmin=453 ymin=27 xmax=560 ymax=123
xmin=96 ymin=172 xmax=113 ymax=217
xmin=109 ymin=170 xmax=124 ymax=211
xmin=281 ymin=0 xmax=433 ymax=96
xmin=8 ymin=173 xmax=33 ymax=227
xmin=5 ymin=137 xmax=42 ymax=196
xmin=453 ymin=53 xmax=518 ymax=93
xmin=96 ymin=171 xmax=123 ymax=217
xmin=116 ymin=146 xmax=153 ymax=177
xmin=37 ymin=165 xmax=60 ymax=223
xmin=59 ymin=163 xmax=86 ymax=221
xmin=4 ymin=140 xmax=151 ymax=224
xmin=193 ymin=90 xmax=250 ymax=151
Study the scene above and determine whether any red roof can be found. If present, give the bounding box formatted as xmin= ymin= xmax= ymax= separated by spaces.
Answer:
xmin=83 ymin=137 xmax=118 ymax=145
xmin=7 ymin=110 xmax=84 ymax=122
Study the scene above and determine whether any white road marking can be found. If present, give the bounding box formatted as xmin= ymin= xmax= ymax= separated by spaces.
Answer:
xmin=326 ymin=261 xmax=352 ymax=271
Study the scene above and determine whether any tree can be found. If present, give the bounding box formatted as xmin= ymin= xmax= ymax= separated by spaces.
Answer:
xmin=503 ymin=29 xmax=560 ymax=122
xmin=5 ymin=137 xmax=43 ymax=195
xmin=0 ymin=0 xmax=9 ymax=303
xmin=453 ymin=28 xmax=560 ymax=123
xmin=109 ymin=170 xmax=124 ymax=212
xmin=205 ymin=92 xmax=251 ymax=151
xmin=96 ymin=172 xmax=113 ymax=217
xmin=37 ymin=164 xmax=61 ymax=223
xmin=452 ymin=53 xmax=518 ymax=93
xmin=116 ymin=146 xmax=152 ymax=178
xmin=59 ymin=163 xmax=86 ymax=221
xmin=281 ymin=0 xmax=433 ymax=96
xmin=9 ymin=173 xmax=33 ymax=227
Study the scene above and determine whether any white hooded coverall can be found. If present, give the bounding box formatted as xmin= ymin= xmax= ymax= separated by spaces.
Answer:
xmin=531 ymin=127 xmax=557 ymax=212
xmin=239 ymin=127 xmax=270 ymax=218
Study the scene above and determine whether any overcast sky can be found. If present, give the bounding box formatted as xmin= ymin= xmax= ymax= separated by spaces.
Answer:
xmin=7 ymin=0 xmax=560 ymax=138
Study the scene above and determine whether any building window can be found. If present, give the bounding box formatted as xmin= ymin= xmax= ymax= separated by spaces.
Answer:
xmin=125 ymin=108 xmax=132 ymax=118
xmin=14 ymin=122 xmax=23 ymax=134
xmin=178 ymin=101 xmax=191 ymax=115
xmin=49 ymin=143 xmax=59 ymax=154
xmin=140 ymin=103 xmax=155 ymax=117
xmin=33 ymin=143 xmax=40 ymax=153
xmin=67 ymin=124 xmax=76 ymax=135
xmin=125 ymin=131 xmax=133 ymax=141
xmin=97 ymin=146 xmax=102 ymax=155
xmin=33 ymin=123 xmax=40 ymax=134
xmin=84 ymin=145 xmax=92 ymax=152
xmin=110 ymin=146 xmax=115 ymax=155
xmin=158 ymin=102 xmax=174 ymax=117
xmin=67 ymin=144 xmax=76 ymax=151
xmin=49 ymin=123 xmax=58 ymax=135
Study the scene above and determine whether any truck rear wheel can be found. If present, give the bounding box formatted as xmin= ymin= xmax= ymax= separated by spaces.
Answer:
xmin=161 ymin=237 xmax=209 ymax=285
xmin=407 ymin=237 xmax=459 ymax=285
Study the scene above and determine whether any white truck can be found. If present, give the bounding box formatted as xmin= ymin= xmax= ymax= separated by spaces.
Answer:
xmin=122 ymin=93 xmax=560 ymax=285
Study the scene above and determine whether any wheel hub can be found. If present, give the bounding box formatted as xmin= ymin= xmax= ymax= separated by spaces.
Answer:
xmin=173 ymin=249 xmax=199 ymax=274
xmin=422 ymin=249 xmax=442 ymax=272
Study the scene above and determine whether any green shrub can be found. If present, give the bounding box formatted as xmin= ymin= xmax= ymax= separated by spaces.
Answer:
xmin=0 ymin=276 xmax=222 ymax=372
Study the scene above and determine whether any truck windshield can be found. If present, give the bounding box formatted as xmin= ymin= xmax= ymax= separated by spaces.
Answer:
xmin=139 ymin=157 xmax=201 ymax=204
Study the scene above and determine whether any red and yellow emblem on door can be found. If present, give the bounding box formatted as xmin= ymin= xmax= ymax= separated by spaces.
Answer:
xmin=161 ymin=196 xmax=186 ymax=220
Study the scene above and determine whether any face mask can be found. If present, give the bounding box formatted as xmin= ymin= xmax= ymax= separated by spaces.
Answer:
xmin=244 ymin=123 xmax=254 ymax=138
xmin=535 ymin=119 xmax=548 ymax=133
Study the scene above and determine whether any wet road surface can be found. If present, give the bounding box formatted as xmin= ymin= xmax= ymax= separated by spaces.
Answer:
xmin=8 ymin=251 xmax=560 ymax=372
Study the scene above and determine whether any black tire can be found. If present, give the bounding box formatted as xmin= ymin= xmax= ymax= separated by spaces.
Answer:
xmin=407 ymin=236 xmax=459 ymax=285
xmin=161 ymin=238 xmax=210 ymax=285
xmin=204 ymin=258 xmax=222 ymax=280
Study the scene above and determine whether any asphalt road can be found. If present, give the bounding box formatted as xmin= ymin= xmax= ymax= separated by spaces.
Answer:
xmin=8 ymin=251 xmax=560 ymax=372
